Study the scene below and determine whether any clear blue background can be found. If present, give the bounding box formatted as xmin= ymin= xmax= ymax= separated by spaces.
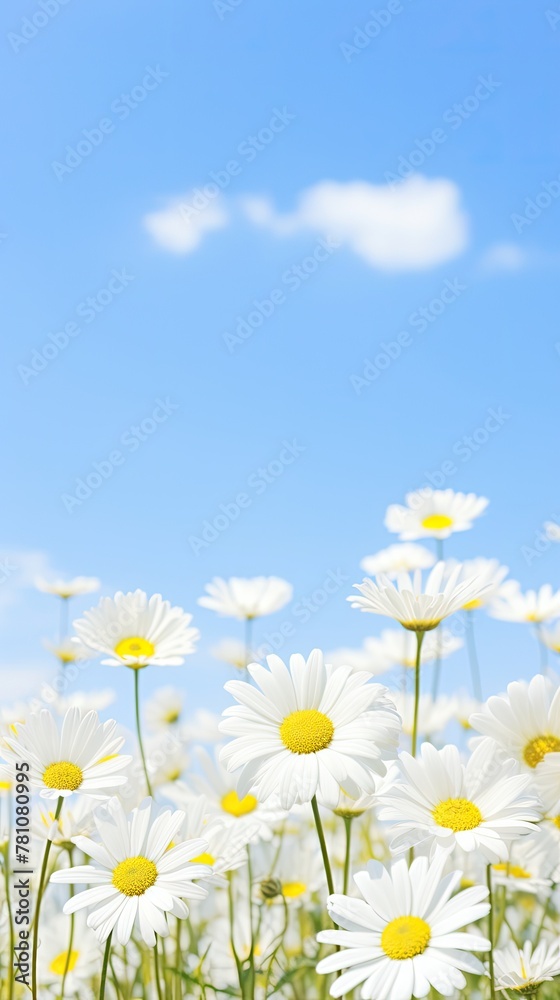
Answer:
xmin=1 ymin=0 xmax=558 ymax=720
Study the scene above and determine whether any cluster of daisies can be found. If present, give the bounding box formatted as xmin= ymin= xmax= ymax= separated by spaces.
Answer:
xmin=2 ymin=487 xmax=560 ymax=999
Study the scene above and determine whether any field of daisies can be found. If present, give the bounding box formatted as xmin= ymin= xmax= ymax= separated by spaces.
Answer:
xmin=2 ymin=487 xmax=560 ymax=1000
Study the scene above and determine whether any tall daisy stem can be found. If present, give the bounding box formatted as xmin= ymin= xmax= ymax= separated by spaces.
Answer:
xmin=466 ymin=610 xmax=483 ymax=701
xmin=58 ymin=847 xmax=75 ymax=1000
xmin=311 ymin=796 xmax=335 ymax=897
xmin=342 ymin=816 xmax=353 ymax=895
xmin=99 ymin=932 xmax=112 ymax=1000
xmin=153 ymin=940 xmax=164 ymax=1000
xmin=431 ymin=538 xmax=444 ymax=698
xmin=32 ymin=795 xmax=63 ymax=999
xmin=133 ymin=669 xmax=153 ymax=797
xmin=411 ymin=631 xmax=425 ymax=758
xmin=2 ymin=841 xmax=14 ymax=1000
xmin=486 ymin=864 xmax=497 ymax=1000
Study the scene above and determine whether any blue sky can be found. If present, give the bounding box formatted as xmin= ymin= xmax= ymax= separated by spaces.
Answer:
xmin=2 ymin=0 xmax=559 ymax=720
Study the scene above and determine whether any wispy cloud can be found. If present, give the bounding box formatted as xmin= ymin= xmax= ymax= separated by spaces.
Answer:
xmin=143 ymin=195 xmax=229 ymax=254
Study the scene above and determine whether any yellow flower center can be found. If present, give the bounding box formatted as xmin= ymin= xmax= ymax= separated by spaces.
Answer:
xmin=553 ymin=815 xmax=560 ymax=830
xmin=191 ymin=852 xmax=215 ymax=866
xmin=282 ymin=881 xmax=307 ymax=899
xmin=43 ymin=761 xmax=83 ymax=791
xmin=163 ymin=710 xmax=180 ymax=724
xmin=523 ymin=734 xmax=560 ymax=768
xmin=463 ymin=598 xmax=483 ymax=611
xmin=49 ymin=950 xmax=79 ymax=975
xmin=112 ymin=856 xmax=158 ymax=896
xmin=421 ymin=514 xmax=453 ymax=531
xmin=493 ymin=863 xmax=531 ymax=880
xmin=58 ymin=649 xmax=78 ymax=664
xmin=432 ymin=797 xmax=482 ymax=832
xmin=400 ymin=618 xmax=440 ymax=632
xmin=114 ymin=636 xmax=155 ymax=661
xmin=280 ymin=709 xmax=334 ymax=754
xmin=221 ymin=790 xmax=258 ymax=817
xmin=0 ymin=780 xmax=11 ymax=791
xmin=381 ymin=916 xmax=431 ymax=960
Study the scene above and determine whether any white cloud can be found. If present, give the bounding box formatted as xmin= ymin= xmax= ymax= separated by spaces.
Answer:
xmin=0 ymin=548 xmax=54 ymax=612
xmin=0 ymin=663 xmax=49 ymax=702
xmin=241 ymin=176 xmax=469 ymax=271
xmin=143 ymin=195 xmax=229 ymax=254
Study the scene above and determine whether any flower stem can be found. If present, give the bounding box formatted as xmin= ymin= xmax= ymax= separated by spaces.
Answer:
xmin=32 ymin=795 xmax=63 ymax=999
xmin=153 ymin=939 xmax=164 ymax=1000
xmin=311 ymin=796 xmax=335 ymax=897
xmin=246 ymin=846 xmax=256 ymax=1000
xmin=133 ymin=668 xmax=153 ymax=797
xmin=2 ymin=841 xmax=14 ymax=1000
xmin=244 ymin=616 xmax=253 ymax=668
xmin=486 ymin=864 xmax=496 ymax=1000
xmin=466 ymin=610 xmax=483 ymax=701
xmin=342 ymin=816 xmax=353 ymax=895
xmin=58 ymin=847 xmax=75 ymax=1000
xmin=99 ymin=932 xmax=112 ymax=1000
xmin=411 ymin=631 xmax=425 ymax=758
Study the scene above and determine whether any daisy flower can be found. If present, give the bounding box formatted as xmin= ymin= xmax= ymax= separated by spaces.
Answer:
xmin=36 ymin=576 xmax=100 ymax=598
xmin=211 ymin=637 xmax=252 ymax=670
xmin=144 ymin=686 xmax=184 ymax=731
xmin=219 ymin=649 xmax=401 ymax=809
xmin=349 ymin=562 xmax=490 ymax=632
xmin=540 ymin=621 xmax=560 ymax=654
xmin=43 ymin=638 xmax=96 ymax=666
xmin=374 ymin=628 xmax=462 ymax=670
xmin=493 ymin=938 xmax=560 ymax=994
xmin=489 ymin=581 xmax=560 ymax=624
xmin=545 ymin=520 xmax=560 ymax=542
xmin=168 ymin=746 xmax=286 ymax=841
xmin=37 ymin=913 xmax=100 ymax=996
xmin=316 ymin=855 xmax=490 ymax=1000
xmin=360 ymin=544 xmax=435 ymax=579
xmin=174 ymin=795 xmax=256 ymax=880
xmin=377 ymin=742 xmax=540 ymax=862
xmin=198 ymin=575 xmax=292 ymax=620
xmin=73 ymin=590 xmax=199 ymax=668
xmin=384 ymin=488 xmax=489 ymax=541
xmin=449 ymin=557 xmax=509 ymax=610
xmin=491 ymin=829 xmax=558 ymax=893
xmin=0 ymin=707 xmax=131 ymax=799
xmin=50 ymin=797 xmax=211 ymax=945
xmin=469 ymin=674 xmax=560 ymax=778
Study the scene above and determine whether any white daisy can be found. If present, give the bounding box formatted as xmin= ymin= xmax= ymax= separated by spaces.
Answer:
xmin=490 ymin=580 xmax=560 ymax=624
xmin=43 ymin=638 xmax=96 ymax=666
xmin=349 ymin=562 xmax=490 ymax=632
xmin=374 ymin=628 xmax=463 ymax=670
xmin=469 ymin=674 xmax=560 ymax=780
xmin=493 ymin=938 xmax=560 ymax=993
xmin=377 ymin=742 xmax=540 ymax=862
xmin=174 ymin=795 xmax=255 ymax=880
xmin=540 ymin=621 xmax=560 ymax=654
xmin=211 ymin=638 xmax=252 ymax=670
xmin=219 ymin=649 xmax=401 ymax=809
xmin=168 ymin=746 xmax=285 ymax=841
xmin=37 ymin=913 xmax=100 ymax=996
xmin=1 ymin=707 xmax=131 ymax=800
xmin=144 ymin=686 xmax=184 ymax=731
xmin=36 ymin=576 xmax=100 ymax=598
xmin=316 ymin=855 xmax=490 ymax=1000
xmin=198 ymin=576 xmax=292 ymax=620
xmin=387 ymin=692 xmax=456 ymax=740
xmin=73 ymin=590 xmax=199 ymax=668
xmin=491 ymin=829 xmax=558 ymax=893
xmin=384 ymin=488 xmax=489 ymax=541
xmin=448 ymin=558 xmax=509 ymax=610
xmin=544 ymin=521 xmax=560 ymax=542
xmin=360 ymin=544 xmax=436 ymax=579
xmin=50 ymin=797 xmax=211 ymax=945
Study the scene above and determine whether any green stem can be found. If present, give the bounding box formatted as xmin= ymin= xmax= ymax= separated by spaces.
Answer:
xmin=58 ymin=847 xmax=75 ymax=1000
xmin=486 ymin=865 xmax=496 ymax=1000
xmin=244 ymin=617 xmax=254 ymax=668
xmin=246 ymin=846 xmax=255 ymax=1000
xmin=99 ymin=932 xmax=112 ymax=1000
xmin=133 ymin=668 xmax=153 ymax=797
xmin=227 ymin=874 xmax=244 ymax=996
xmin=153 ymin=940 xmax=164 ymax=1000
xmin=311 ymin=796 xmax=335 ymax=897
xmin=32 ymin=795 xmax=64 ymax=999
xmin=466 ymin=610 xmax=483 ymax=701
xmin=342 ymin=816 xmax=353 ymax=895
xmin=411 ymin=631 xmax=425 ymax=758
